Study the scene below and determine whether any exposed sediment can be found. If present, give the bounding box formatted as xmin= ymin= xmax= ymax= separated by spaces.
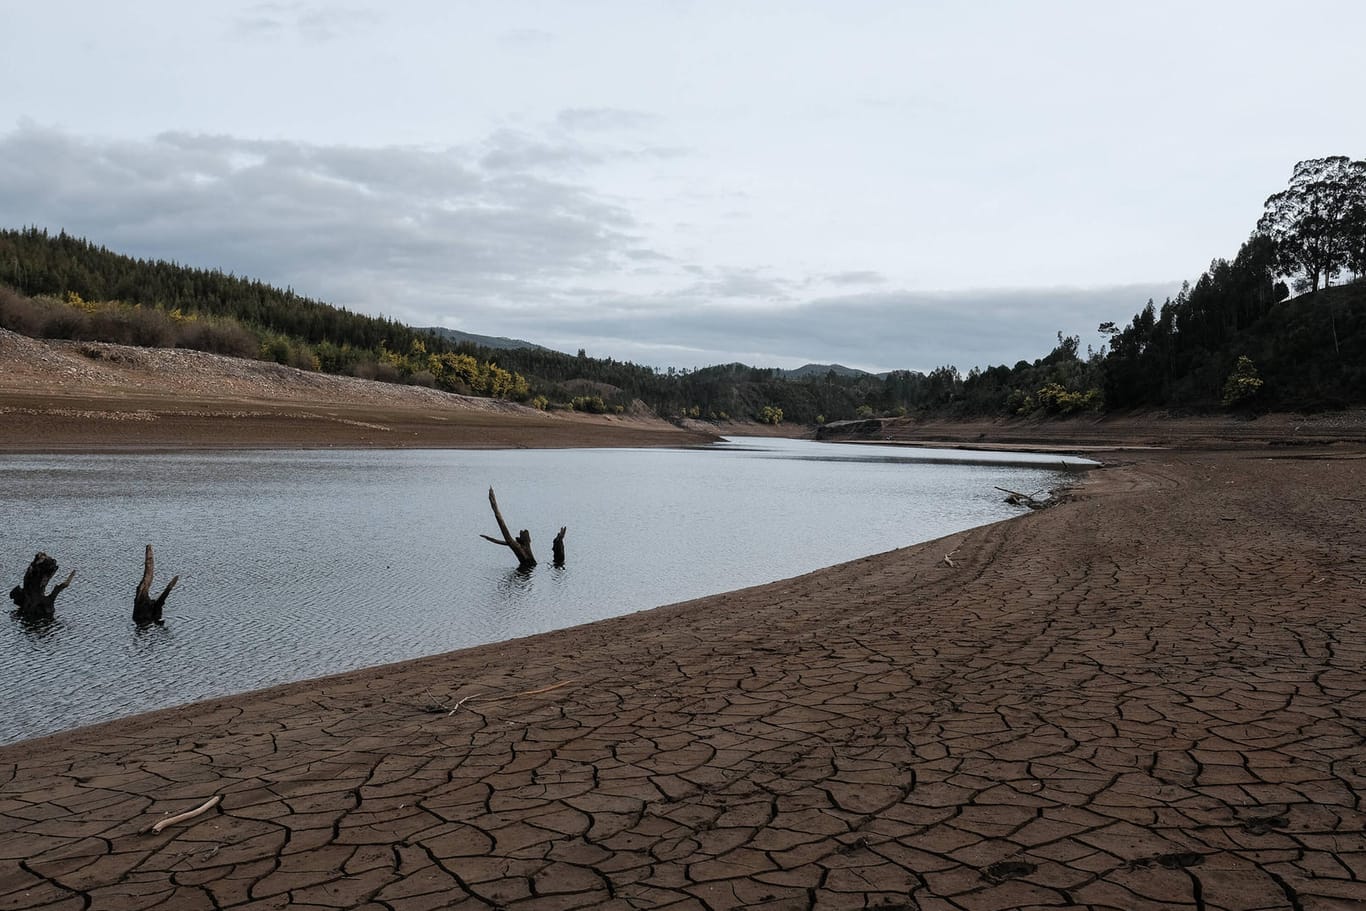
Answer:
xmin=0 ymin=329 xmax=719 ymax=451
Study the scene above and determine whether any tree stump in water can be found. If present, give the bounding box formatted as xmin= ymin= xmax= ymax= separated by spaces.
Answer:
xmin=480 ymin=487 xmax=538 ymax=570
xmin=552 ymin=527 xmax=567 ymax=566
xmin=133 ymin=544 xmax=179 ymax=625
xmin=8 ymin=553 xmax=75 ymax=621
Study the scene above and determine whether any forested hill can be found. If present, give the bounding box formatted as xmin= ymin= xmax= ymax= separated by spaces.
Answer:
xmin=2 ymin=153 xmax=1365 ymax=424
xmin=1101 ymin=242 xmax=1364 ymax=411
xmin=0 ymin=228 xmax=435 ymax=358
xmin=0 ymin=227 xmax=534 ymax=399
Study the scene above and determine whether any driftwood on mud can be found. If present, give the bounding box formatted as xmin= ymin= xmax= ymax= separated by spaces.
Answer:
xmin=480 ymin=487 xmax=538 ymax=569
xmin=143 ymin=794 xmax=222 ymax=835
xmin=8 ymin=552 xmax=75 ymax=621
xmin=996 ymin=486 xmax=1048 ymax=509
xmin=133 ymin=544 xmax=179 ymax=625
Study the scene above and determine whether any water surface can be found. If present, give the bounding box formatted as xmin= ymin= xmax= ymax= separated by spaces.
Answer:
xmin=0 ymin=437 xmax=1091 ymax=744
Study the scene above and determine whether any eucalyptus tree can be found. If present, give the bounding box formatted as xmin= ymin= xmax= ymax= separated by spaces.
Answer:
xmin=1257 ymin=156 xmax=1366 ymax=292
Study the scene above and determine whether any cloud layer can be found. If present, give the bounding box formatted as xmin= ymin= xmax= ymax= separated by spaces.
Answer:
xmin=0 ymin=123 xmax=1175 ymax=372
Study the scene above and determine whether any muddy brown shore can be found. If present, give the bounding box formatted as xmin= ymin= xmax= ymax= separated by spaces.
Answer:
xmin=1 ymin=446 xmax=1363 ymax=910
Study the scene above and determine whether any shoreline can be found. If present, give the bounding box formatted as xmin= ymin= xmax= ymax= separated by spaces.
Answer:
xmin=0 ymin=439 xmax=1083 ymax=747
xmin=0 ymin=389 xmax=723 ymax=452
xmin=6 ymin=329 xmax=1366 ymax=455
xmin=2 ymin=446 xmax=1362 ymax=908
xmin=2 ymin=461 xmax=1090 ymax=751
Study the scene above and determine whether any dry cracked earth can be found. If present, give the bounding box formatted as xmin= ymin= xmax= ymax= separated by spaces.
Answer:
xmin=1 ymin=450 xmax=1363 ymax=910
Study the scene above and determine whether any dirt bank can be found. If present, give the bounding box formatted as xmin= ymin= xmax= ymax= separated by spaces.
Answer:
xmin=1 ymin=448 xmax=1362 ymax=909
xmin=0 ymin=330 xmax=719 ymax=450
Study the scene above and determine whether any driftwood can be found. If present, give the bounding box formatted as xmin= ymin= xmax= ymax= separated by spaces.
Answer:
xmin=482 ymin=679 xmax=576 ymax=702
xmin=133 ymin=544 xmax=179 ymax=625
xmin=416 ymin=679 xmax=576 ymax=716
xmin=144 ymin=794 xmax=222 ymax=835
xmin=480 ymin=487 xmax=537 ymax=569
xmin=996 ymin=486 xmax=1048 ymax=509
xmin=552 ymin=527 xmax=567 ymax=566
xmin=8 ymin=553 xmax=75 ymax=621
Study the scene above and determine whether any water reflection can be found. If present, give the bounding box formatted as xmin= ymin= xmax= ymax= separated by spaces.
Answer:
xmin=131 ymin=621 xmax=172 ymax=647
xmin=496 ymin=567 xmax=536 ymax=598
xmin=10 ymin=612 xmax=61 ymax=640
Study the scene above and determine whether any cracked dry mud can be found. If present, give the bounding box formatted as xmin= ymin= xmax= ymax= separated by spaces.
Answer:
xmin=2 ymin=450 xmax=1364 ymax=910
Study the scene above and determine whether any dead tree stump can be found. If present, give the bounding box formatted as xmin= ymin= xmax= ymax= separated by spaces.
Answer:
xmin=552 ymin=527 xmax=567 ymax=566
xmin=480 ymin=487 xmax=537 ymax=569
xmin=8 ymin=553 xmax=75 ymax=621
xmin=133 ymin=544 xmax=179 ymax=625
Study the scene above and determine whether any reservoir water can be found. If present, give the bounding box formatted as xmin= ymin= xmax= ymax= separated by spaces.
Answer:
xmin=0 ymin=437 xmax=1092 ymax=744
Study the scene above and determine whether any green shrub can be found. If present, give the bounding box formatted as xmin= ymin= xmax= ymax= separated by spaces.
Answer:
xmin=1035 ymin=383 xmax=1102 ymax=414
xmin=1222 ymin=355 xmax=1264 ymax=406
xmin=571 ymin=395 xmax=609 ymax=413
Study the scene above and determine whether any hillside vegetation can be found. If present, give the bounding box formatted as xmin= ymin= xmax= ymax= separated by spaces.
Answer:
xmin=2 ymin=156 xmax=1364 ymax=423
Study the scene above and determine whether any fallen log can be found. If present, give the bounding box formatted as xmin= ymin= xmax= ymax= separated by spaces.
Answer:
xmin=8 ymin=553 xmax=75 ymax=621
xmin=133 ymin=544 xmax=179 ymax=625
xmin=480 ymin=487 xmax=537 ymax=569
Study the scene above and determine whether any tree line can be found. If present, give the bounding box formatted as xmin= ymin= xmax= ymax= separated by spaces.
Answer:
xmin=1099 ymin=156 xmax=1364 ymax=411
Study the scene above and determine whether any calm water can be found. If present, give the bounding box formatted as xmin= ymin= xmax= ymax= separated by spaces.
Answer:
xmin=0 ymin=438 xmax=1091 ymax=744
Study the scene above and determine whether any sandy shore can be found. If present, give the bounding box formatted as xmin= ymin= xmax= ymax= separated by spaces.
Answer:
xmin=1 ymin=446 xmax=1363 ymax=910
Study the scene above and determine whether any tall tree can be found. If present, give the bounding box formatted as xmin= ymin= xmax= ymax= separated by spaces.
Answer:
xmin=1257 ymin=156 xmax=1366 ymax=292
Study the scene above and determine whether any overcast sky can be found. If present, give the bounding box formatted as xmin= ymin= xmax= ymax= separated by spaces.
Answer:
xmin=2 ymin=1 xmax=1364 ymax=372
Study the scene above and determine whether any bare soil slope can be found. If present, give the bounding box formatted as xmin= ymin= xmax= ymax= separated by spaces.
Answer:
xmin=0 ymin=330 xmax=718 ymax=450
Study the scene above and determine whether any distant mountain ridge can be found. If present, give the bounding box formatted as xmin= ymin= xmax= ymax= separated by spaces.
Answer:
xmin=423 ymin=326 xmax=555 ymax=353
xmin=780 ymin=363 xmax=878 ymax=379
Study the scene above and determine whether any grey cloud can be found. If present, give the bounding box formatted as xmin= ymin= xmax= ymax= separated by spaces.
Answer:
xmin=498 ymin=28 xmax=554 ymax=46
xmin=0 ymin=124 xmax=644 ymax=320
xmin=0 ymin=123 xmax=1177 ymax=375
xmin=478 ymin=127 xmax=686 ymax=174
xmin=488 ymin=284 xmax=1179 ymax=374
xmin=479 ymin=129 xmax=605 ymax=173
xmin=231 ymin=3 xmax=380 ymax=42
xmin=818 ymin=270 xmax=887 ymax=287
xmin=230 ymin=14 xmax=286 ymax=38
xmin=295 ymin=6 xmax=381 ymax=42
xmin=677 ymin=268 xmax=794 ymax=301
xmin=625 ymin=249 xmax=672 ymax=263
xmin=556 ymin=108 xmax=658 ymax=133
